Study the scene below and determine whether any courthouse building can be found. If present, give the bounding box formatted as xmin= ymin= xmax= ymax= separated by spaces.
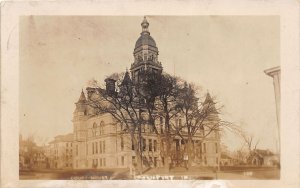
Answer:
xmin=72 ymin=17 xmax=221 ymax=170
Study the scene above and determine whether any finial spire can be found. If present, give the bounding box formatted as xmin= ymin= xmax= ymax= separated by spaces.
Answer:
xmin=77 ymin=89 xmax=86 ymax=103
xmin=204 ymin=92 xmax=213 ymax=103
xmin=141 ymin=16 xmax=150 ymax=35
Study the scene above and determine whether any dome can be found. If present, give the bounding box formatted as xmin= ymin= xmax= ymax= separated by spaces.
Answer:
xmin=134 ymin=16 xmax=158 ymax=52
xmin=134 ymin=34 xmax=157 ymax=49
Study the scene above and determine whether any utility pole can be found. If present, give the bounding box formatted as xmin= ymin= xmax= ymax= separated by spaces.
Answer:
xmin=138 ymin=109 xmax=143 ymax=175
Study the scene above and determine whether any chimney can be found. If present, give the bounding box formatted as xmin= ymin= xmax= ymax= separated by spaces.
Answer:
xmin=105 ymin=78 xmax=116 ymax=95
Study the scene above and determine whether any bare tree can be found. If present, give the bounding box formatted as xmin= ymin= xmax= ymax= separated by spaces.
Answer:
xmin=87 ymin=71 xmax=161 ymax=174
xmin=173 ymin=82 xmax=233 ymax=169
xmin=240 ymin=133 xmax=260 ymax=152
xmin=145 ymin=73 xmax=182 ymax=171
xmin=231 ymin=126 xmax=260 ymax=164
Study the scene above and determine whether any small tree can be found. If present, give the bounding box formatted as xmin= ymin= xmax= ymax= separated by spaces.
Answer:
xmin=230 ymin=125 xmax=260 ymax=165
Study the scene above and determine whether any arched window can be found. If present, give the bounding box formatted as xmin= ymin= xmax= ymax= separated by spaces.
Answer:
xmin=100 ymin=121 xmax=105 ymax=135
xmin=92 ymin=123 xmax=97 ymax=137
xmin=93 ymin=123 xmax=97 ymax=129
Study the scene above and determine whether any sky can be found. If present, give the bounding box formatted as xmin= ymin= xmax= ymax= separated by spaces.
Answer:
xmin=20 ymin=16 xmax=279 ymax=152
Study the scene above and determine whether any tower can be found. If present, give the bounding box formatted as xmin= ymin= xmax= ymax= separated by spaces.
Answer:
xmin=130 ymin=17 xmax=163 ymax=83
xmin=73 ymin=90 xmax=88 ymax=142
xmin=202 ymin=92 xmax=221 ymax=167
xmin=73 ymin=90 xmax=89 ymax=168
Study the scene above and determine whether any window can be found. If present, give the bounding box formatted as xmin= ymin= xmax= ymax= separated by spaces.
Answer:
xmin=204 ymin=156 xmax=207 ymax=165
xmin=121 ymin=156 xmax=125 ymax=166
xmin=142 ymin=125 xmax=145 ymax=133
xmin=93 ymin=159 xmax=98 ymax=167
xmin=215 ymin=143 xmax=218 ymax=153
xmin=132 ymin=156 xmax=136 ymax=165
xmin=149 ymin=139 xmax=152 ymax=151
xmin=100 ymin=121 xmax=105 ymax=135
xmin=76 ymin=145 xmax=78 ymax=156
xmin=103 ymin=141 xmax=106 ymax=153
xmin=199 ymin=144 xmax=202 ymax=155
xmin=99 ymin=158 xmax=102 ymax=167
xmin=149 ymin=125 xmax=154 ymax=133
xmin=154 ymin=140 xmax=157 ymax=152
xmin=96 ymin=142 xmax=98 ymax=154
xmin=203 ymin=143 xmax=206 ymax=153
xmin=103 ymin=158 xmax=106 ymax=167
xmin=100 ymin=141 xmax=102 ymax=153
xmin=132 ymin=141 xmax=135 ymax=150
xmin=142 ymin=138 xmax=146 ymax=151
xmin=154 ymin=157 xmax=157 ymax=167
xmin=160 ymin=117 xmax=163 ymax=125
xmin=121 ymin=136 xmax=124 ymax=151
xmin=160 ymin=123 xmax=164 ymax=134
xmin=92 ymin=142 xmax=94 ymax=154
xmin=196 ymin=148 xmax=200 ymax=157
xmin=93 ymin=122 xmax=97 ymax=129
xmin=216 ymin=157 xmax=218 ymax=165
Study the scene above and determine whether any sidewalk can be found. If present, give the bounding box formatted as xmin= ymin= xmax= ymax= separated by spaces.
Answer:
xmin=142 ymin=166 xmax=257 ymax=180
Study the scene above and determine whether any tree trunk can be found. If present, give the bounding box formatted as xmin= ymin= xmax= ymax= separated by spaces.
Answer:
xmin=164 ymin=110 xmax=172 ymax=172
xmin=187 ymin=137 xmax=193 ymax=170
xmin=130 ymin=131 xmax=143 ymax=175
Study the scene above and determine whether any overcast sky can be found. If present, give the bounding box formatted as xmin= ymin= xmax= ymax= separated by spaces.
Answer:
xmin=20 ymin=16 xmax=279 ymax=152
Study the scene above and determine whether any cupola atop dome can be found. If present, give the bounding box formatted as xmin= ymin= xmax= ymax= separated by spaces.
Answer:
xmin=141 ymin=16 xmax=150 ymax=34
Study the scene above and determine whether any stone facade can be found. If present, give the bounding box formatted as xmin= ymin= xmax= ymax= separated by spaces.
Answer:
xmin=47 ymin=133 xmax=74 ymax=169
